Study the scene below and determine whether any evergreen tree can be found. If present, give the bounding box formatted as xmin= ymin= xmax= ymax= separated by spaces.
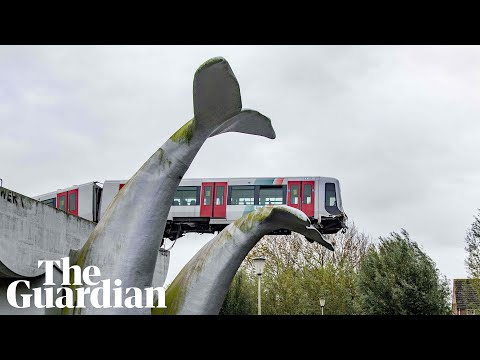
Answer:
xmin=465 ymin=210 xmax=480 ymax=278
xmin=357 ymin=229 xmax=450 ymax=315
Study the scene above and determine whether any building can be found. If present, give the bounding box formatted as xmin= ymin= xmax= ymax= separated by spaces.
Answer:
xmin=452 ymin=279 xmax=480 ymax=315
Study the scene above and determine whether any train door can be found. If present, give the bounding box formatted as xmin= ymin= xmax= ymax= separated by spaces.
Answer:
xmin=301 ymin=181 xmax=314 ymax=217
xmin=213 ymin=182 xmax=227 ymax=218
xmin=287 ymin=181 xmax=301 ymax=211
xmin=56 ymin=189 xmax=78 ymax=216
xmin=200 ymin=182 xmax=227 ymax=218
xmin=287 ymin=181 xmax=315 ymax=217
xmin=200 ymin=182 xmax=214 ymax=217
xmin=67 ymin=189 xmax=78 ymax=216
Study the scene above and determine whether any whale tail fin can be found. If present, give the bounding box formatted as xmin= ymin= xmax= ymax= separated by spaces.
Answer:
xmin=193 ymin=57 xmax=276 ymax=139
xmin=209 ymin=109 xmax=275 ymax=139
xmin=269 ymin=206 xmax=335 ymax=251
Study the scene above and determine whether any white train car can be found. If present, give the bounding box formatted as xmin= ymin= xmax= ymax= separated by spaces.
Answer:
xmin=35 ymin=182 xmax=102 ymax=222
xmin=34 ymin=176 xmax=347 ymax=241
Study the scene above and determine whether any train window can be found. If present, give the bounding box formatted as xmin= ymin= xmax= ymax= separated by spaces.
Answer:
xmin=303 ymin=184 xmax=312 ymax=204
xmin=58 ymin=195 xmax=66 ymax=211
xmin=173 ymin=186 xmax=198 ymax=206
xmin=42 ymin=198 xmax=56 ymax=208
xmin=325 ymin=183 xmax=337 ymax=207
xmin=69 ymin=192 xmax=76 ymax=211
xmin=203 ymin=186 xmax=212 ymax=206
xmin=230 ymin=186 xmax=255 ymax=205
xmin=259 ymin=186 xmax=283 ymax=205
xmin=290 ymin=185 xmax=299 ymax=205
xmin=216 ymin=186 xmax=225 ymax=205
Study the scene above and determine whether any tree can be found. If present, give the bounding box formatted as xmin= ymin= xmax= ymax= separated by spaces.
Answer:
xmin=357 ymin=229 xmax=450 ymax=315
xmin=219 ymin=268 xmax=257 ymax=315
xmin=220 ymin=222 xmax=371 ymax=315
xmin=463 ymin=210 xmax=480 ymax=312
xmin=465 ymin=210 xmax=480 ymax=278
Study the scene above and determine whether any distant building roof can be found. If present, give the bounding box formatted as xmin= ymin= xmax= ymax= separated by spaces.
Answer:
xmin=453 ymin=279 xmax=480 ymax=310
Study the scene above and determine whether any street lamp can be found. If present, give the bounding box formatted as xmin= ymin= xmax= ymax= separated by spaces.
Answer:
xmin=320 ymin=298 xmax=325 ymax=315
xmin=253 ymin=256 xmax=266 ymax=315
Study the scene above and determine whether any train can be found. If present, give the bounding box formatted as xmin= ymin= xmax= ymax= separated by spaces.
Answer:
xmin=34 ymin=176 xmax=347 ymax=241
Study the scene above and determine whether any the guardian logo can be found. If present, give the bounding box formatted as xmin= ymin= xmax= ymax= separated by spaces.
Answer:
xmin=6 ymin=257 xmax=166 ymax=310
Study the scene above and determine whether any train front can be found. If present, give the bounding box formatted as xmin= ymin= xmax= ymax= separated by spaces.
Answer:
xmin=317 ymin=178 xmax=347 ymax=234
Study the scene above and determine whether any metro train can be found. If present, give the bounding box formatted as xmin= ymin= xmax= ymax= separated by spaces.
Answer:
xmin=34 ymin=176 xmax=347 ymax=241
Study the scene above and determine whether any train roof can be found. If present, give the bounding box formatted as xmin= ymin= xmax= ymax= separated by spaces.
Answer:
xmin=104 ymin=176 xmax=341 ymax=183
xmin=34 ymin=181 xmax=100 ymax=199
xmin=34 ymin=176 xmax=342 ymax=199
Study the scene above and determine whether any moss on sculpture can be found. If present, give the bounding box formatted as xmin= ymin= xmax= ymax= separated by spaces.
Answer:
xmin=277 ymin=204 xmax=306 ymax=220
xmin=196 ymin=57 xmax=224 ymax=74
xmin=223 ymin=229 xmax=232 ymax=241
xmin=170 ymin=118 xmax=195 ymax=144
xmin=154 ymin=266 xmax=189 ymax=315
xmin=234 ymin=205 xmax=274 ymax=233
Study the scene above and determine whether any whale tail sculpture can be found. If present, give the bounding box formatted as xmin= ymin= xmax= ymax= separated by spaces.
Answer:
xmin=154 ymin=205 xmax=335 ymax=315
xmin=170 ymin=57 xmax=275 ymax=145
xmin=64 ymin=57 xmax=276 ymax=315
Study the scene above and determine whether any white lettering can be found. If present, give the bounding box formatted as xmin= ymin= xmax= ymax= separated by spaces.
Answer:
xmin=38 ymin=260 xmax=60 ymax=285
xmin=60 ymin=257 xmax=83 ymax=286
xmin=125 ymin=287 xmax=143 ymax=309
xmin=145 ymin=287 xmax=166 ymax=308
xmin=7 ymin=280 xmax=31 ymax=308
xmin=113 ymin=279 xmax=123 ymax=308
xmin=55 ymin=287 xmax=74 ymax=308
xmin=7 ymin=258 xmax=167 ymax=310
xmin=83 ymin=266 xmax=101 ymax=286
xmin=75 ymin=287 xmax=91 ymax=308
xmin=90 ymin=280 xmax=112 ymax=308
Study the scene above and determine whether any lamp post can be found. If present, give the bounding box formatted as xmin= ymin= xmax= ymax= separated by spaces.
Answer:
xmin=320 ymin=298 xmax=325 ymax=315
xmin=253 ymin=256 xmax=266 ymax=315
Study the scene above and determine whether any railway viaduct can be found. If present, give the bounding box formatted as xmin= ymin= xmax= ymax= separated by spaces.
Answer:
xmin=0 ymin=186 xmax=169 ymax=314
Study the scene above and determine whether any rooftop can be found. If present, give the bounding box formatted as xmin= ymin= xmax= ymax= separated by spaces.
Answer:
xmin=453 ymin=279 xmax=480 ymax=310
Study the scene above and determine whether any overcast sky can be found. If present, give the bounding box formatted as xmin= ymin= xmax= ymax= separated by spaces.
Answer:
xmin=1 ymin=45 xmax=479 ymax=285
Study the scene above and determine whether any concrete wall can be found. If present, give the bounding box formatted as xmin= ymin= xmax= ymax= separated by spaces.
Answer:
xmin=0 ymin=186 xmax=169 ymax=314
xmin=153 ymin=249 xmax=170 ymax=288
xmin=0 ymin=186 xmax=96 ymax=278
xmin=0 ymin=267 xmax=64 ymax=315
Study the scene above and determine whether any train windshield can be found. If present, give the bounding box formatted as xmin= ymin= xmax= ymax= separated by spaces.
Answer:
xmin=325 ymin=183 xmax=337 ymax=208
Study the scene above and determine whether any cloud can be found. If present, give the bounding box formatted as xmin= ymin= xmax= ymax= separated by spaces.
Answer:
xmin=1 ymin=45 xmax=479 ymax=282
